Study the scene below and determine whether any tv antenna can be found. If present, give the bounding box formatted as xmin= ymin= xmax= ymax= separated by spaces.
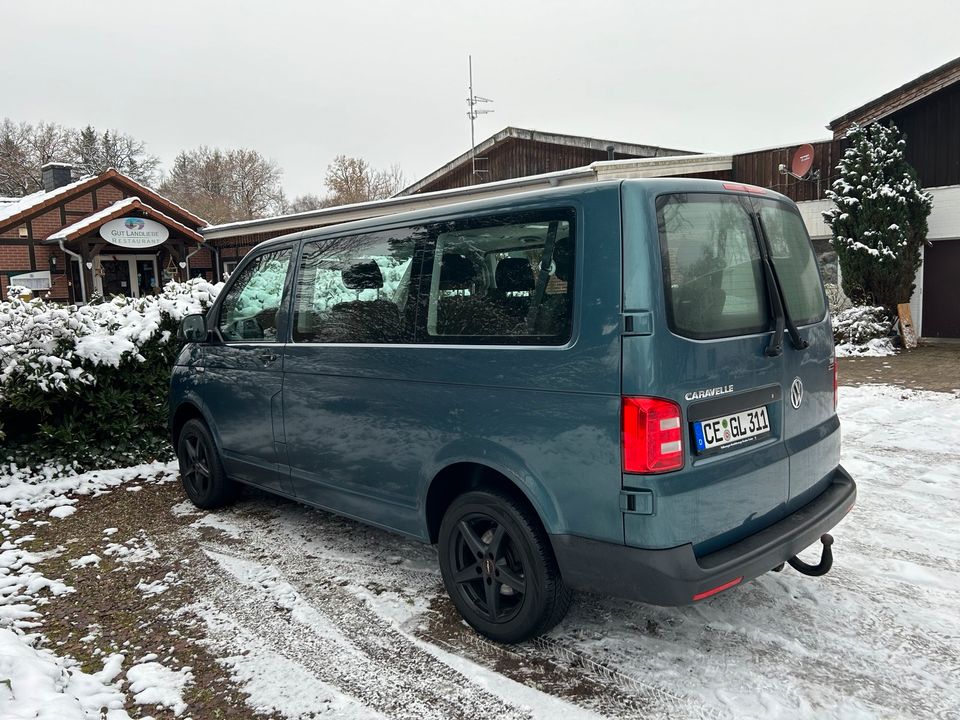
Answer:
xmin=466 ymin=55 xmax=494 ymax=178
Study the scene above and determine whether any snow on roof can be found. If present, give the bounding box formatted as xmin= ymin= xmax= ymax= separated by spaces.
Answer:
xmin=0 ymin=175 xmax=95 ymax=226
xmin=47 ymin=197 xmax=204 ymax=243
xmin=0 ymin=169 xmax=208 ymax=231
xmin=47 ymin=197 xmax=141 ymax=241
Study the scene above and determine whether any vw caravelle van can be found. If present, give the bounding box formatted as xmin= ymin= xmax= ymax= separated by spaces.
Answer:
xmin=171 ymin=179 xmax=856 ymax=642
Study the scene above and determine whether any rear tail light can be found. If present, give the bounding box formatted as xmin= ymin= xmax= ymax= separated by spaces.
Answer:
xmin=622 ymin=397 xmax=684 ymax=473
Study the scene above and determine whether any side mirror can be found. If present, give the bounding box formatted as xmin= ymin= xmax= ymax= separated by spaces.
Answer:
xmin=180 ymin=314 xmax=209 ymax=343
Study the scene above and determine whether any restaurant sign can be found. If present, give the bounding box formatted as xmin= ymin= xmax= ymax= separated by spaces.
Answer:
xmin=99 ymin=217 xmax=169 ymax=248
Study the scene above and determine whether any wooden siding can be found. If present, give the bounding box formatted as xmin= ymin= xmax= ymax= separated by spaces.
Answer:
xmin=830 ymin=57 xmax=960 ymax=135
xmin=731 ymin=140 xmax=847 ymax=203
xmin=415 ymin=138 xmax=649 ymax=194
xmin=886 ymin=79 xmax=960 ymax=188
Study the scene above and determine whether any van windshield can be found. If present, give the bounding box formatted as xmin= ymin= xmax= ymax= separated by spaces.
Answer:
xmin=657 ymin=193 xmax=769 ymax=339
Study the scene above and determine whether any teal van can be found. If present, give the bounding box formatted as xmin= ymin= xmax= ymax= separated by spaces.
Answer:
xmin=171 ymin=178 xmax=856 ymax=642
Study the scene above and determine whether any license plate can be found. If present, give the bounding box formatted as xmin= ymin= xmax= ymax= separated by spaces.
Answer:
xmin=693 ymin=406 xmax=770 ymax=452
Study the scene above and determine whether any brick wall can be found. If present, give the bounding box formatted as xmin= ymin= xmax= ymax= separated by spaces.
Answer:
xmin=0 ymin=223 xmax=27 ymax=240
xmin=65 ymin=192 xmax=95 ymax=214
xmin=30 ymin=208 xmax=63 ymax=240
xmin=0 ymin=246 xmax=30 ymax=268
xmin=0 ymin=244 xmax=31 ymax=298
xmin=98 ymin=183 xmax=124 ymax=204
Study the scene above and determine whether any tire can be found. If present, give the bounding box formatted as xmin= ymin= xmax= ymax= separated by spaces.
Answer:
xmin=438 ymin=489 xmax=572 ymax=643
xmin=176 ymin=418 xmax=235 ymax=509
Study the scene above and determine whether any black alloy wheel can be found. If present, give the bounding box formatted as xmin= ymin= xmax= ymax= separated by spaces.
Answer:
xmin=449 ymin=512 xmax=528 ymax=624
xmin=177 ymin=418 xmax=234 ymax=509
xmin=438 ymin=489 xmax=572 ymax=642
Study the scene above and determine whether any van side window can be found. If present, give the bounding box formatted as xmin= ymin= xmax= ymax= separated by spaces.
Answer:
xmin=217 ymin=247 xmax=292 ymax=341
xmin=418 ymin=210 xmax=575 ymax=345
xmin=292 ymin=230 xmax=418 ymax=343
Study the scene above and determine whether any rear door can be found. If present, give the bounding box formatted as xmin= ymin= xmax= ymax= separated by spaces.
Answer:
xmin=620 ymin=185 xmax=837 ymax=556
xmin=754 ymin=199 xmax=836 ymax=510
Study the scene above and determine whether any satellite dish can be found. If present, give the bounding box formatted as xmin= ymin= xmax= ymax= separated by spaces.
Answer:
xmin=791 ymin=143 xmax=815 ymax=178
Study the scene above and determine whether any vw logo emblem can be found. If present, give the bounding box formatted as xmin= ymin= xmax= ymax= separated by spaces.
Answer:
xmin=790 ymin=377 xmax=804 ymax=409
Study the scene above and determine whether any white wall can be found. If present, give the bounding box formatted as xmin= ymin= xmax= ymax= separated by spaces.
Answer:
xmin=797 ymin=184 xmax=960 ymax=337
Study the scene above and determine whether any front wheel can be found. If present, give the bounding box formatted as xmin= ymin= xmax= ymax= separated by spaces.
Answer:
xmin=438 ymin=489 xmax=572 ymax=643
xmin=177 ymin=418 xmax=235 ymax=509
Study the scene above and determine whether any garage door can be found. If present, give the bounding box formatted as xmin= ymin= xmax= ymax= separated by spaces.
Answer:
xmin=922 ymin=239 xmax=960 ymax=338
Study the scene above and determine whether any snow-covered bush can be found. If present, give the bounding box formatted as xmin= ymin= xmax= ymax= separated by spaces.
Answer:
xmin=0 ymin=278 xmax=221 ymax=467
xmin=832 ymin=303 xmax=892 ymax=350
xmin=822 ymin=122 xmax=932 ymax=315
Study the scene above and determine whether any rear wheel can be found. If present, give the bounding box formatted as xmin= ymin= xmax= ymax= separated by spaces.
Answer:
xmin=438 ymin=489 xmax=572 ymax=642
xmin=177 ymin=418 xmax=235 ymax=509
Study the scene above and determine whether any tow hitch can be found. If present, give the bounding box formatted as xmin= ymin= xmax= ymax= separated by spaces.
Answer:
xmin=786 ymin=534 xmax=834 ymax=577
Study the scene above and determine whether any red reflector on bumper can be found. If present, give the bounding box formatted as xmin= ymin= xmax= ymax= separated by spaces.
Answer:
xmin=692 ymin=576 xmax=743 ymax=601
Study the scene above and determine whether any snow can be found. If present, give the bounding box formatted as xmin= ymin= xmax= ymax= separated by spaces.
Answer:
xmin=126 ymin=660 xmax=193 ymax=716
xmin=832 ymin=305 xmax=894 ymax=356
xmin=0 ymin=174 xmax=94 ymax=226
xmin=47 ymin=196 xmax=203 ymax=242
xmin=0 ymin=460 xmax=178 ymax=520
xmin=835 ymin=337 xmax=896 ymax=357
xmin=0 ymin=169 xmax=207 ymax=229
xmin=0 ymin=628 xmax=130 ymax=720
xmin=0 ymin=378 xmax=958 ymax=717
xmin=0 ymin=277 xmax=220 ymax=397
xmin=0 ymin=459 xmax=182 ymax=719
xmin=47 ymin=197 xmax=142 ymax=241
xmin=68 ymin=554 xmax=100 ymax=568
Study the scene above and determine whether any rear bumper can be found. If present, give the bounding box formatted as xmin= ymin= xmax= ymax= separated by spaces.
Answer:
xmin=550 ymin=465 xmax=856 ymax=605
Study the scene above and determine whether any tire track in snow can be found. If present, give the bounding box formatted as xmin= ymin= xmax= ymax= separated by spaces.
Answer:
xmin=196 ymin=545 xmax=535 ymax=720
xmin=188 ymin=505 xmax=714 ymax=720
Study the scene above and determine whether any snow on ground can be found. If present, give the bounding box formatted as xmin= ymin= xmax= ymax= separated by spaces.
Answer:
xmin=835 ymin=337 xmax=897 ymax=357
xmin=0 ymin=460 xmax=178 ymax=519
xmin=180 ymin=384 xmax=960 ymax=719
xmin=0 ymin=460 xmax=182 ymax=719
xmin=546 ymin=385 xmax=960 ymax=719
xmin=1 ymin=384 xmax=958 ymax=718
xmin=126 ymin=660 xmax=193 ymax=716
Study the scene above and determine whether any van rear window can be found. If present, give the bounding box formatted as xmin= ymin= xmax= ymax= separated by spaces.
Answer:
xmin=657 ymin=194 xmax=769 ymax=340
xmin=757 ymin=200 xmax=826 ymax=326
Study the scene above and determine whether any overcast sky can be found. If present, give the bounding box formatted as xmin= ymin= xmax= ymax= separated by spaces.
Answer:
xmin=4 ymin=1 xmax=959 ymax=198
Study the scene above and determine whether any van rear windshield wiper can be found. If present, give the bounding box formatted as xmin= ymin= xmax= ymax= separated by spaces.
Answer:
xmin=743 ymin=200 xmax=808 ymax=356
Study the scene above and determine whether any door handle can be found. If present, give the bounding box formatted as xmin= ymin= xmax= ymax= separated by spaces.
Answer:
xmin=258 ymin=351 xmax=279 ymax=364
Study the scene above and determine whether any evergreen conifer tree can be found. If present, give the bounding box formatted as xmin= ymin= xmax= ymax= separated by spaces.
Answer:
xmin=823 ymin=122 xmax=932 ymax=314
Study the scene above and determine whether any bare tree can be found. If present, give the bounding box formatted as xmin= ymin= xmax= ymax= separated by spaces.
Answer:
xmin=0 ymin=118 xmax=160 ymax=196
xmin=0 ymin=120 xmax=34 ymax=196
xmin=322 ymin=155 xmax=405 ymax=207
xmin=287 ymin=193 xmax=328 ymax=213
xmin=70 ymin=125 xmax=161 ymax=185
xmin=0 ymin=119 xmax=73 ymax=196
xmin=159 ymin=146 xmax=286 ymax=224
